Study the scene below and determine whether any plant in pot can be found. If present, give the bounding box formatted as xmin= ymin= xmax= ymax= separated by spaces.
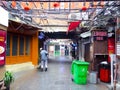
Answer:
xmin=3 ymin=71 xmax=14 ymax=90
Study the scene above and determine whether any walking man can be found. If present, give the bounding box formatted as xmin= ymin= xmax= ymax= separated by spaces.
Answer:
xmin=40 ymin=48 xmax=48 ymax=71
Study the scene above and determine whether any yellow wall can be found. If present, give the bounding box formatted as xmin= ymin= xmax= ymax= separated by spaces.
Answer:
xmin=31 ymin=32 xmax=39 ymax=65
xmin=6 ymin=31 xmax=39 ymax=66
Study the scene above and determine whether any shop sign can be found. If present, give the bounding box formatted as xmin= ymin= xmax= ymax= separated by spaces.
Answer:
xmin=108 ymin=38 xmax=115 ymax=54
xmin=92 ymin=31 xmax=107 ymax=41
xmin=117 ymin=44 xmax=120 ymax=56
xmin=0 ymin=30 xmax=6 ymax=66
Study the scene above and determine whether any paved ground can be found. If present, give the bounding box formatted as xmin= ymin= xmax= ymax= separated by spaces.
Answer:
xmin=10 ymin=56 xmax=116 ymax=90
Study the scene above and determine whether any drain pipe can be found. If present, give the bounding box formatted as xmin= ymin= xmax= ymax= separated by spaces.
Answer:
xmin=78 ymin=40 xmax=82 ymax=60
xmin=110 ymin=54 xmax=116 ymax=90
xmin=110 ymin=54 xmax=114 ymax=90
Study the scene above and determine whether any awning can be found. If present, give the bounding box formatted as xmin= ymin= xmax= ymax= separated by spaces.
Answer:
xmin=80 ymin=31 xmax=91 ymax=38
xmin=67 ymin=21 xmax=80 ymax=32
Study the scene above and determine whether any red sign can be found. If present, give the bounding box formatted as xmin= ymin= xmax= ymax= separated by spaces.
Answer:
xmin=0 ymin=30 xmax=6 ymax=66
xmin=93 ymin=31 xmax=107 ymax=41
xmin=93 ymin=31 xmax=107 ymax=36
xmin=108 ymin=38 xmax=115 ymax=62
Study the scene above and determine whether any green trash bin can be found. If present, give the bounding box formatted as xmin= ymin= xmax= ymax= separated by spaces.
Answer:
xmin=71 ymin=60 xmax=89 ymax=84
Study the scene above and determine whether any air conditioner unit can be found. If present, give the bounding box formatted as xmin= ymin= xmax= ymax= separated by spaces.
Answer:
xmin=68 ymin=13 xmax=82 ymax=21
xmin=68 ymin=12 xmax=88 ymax=21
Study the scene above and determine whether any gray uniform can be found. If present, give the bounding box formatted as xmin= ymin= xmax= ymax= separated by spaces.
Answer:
xmin=40 ymin=50 xmax=48 ymax=69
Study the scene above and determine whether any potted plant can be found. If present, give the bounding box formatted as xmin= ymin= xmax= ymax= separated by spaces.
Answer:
xmin=3 ymin=71 xmax=14 ymax=90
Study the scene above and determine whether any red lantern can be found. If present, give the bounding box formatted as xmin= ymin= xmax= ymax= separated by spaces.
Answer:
xmin=81 ymin=6 xmax=87 ymax=11
xmin=11 ymin=1 xmax=16 ymax=8
xmin=24 ymin=3 xmax=30 ymax=11
xmin=81 ymin=2 xmax=87 ymax=11
xmin=53 ymin=3 xmax=59 ymax=8
xmin=24 ymin=6 xmax=30 ymax=11
xmin=101 ymin=4 xmax=104 ymax=8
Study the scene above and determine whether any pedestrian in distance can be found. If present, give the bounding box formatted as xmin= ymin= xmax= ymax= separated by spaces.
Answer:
xmin=40 ymin=48 xmax=48 ymax=72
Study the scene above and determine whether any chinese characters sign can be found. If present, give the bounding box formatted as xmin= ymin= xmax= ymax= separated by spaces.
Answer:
xmin=92 ymin=31 xmax=107 ymax=41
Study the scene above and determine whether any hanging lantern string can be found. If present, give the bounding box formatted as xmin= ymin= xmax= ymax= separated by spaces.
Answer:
xmin=89 ymin=0 xmax=94 ymax=7
xmin=11 ymin=0 xmax=16 ymax=8
xmin=83 ymin=0 xmax=86 ymax=6
xmin=101 ymin=0 xmax=104 ymax=7
xmin=81 ymin=0 xmax=87 ymax=12
xmin=24 ymin=0 xmax=28 ymax=6
xmin=96 ymin=0 xmax=104 ymax=7
xmin=53 ymin=2 xmax=59 ymax=8
xmin=97 ymin=1 xmax=101 ymax=7
xmin=24 ymin=2 xmax=30 ymax=11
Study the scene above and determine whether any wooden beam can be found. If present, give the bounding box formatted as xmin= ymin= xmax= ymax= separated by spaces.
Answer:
xmin=3 ymin=0 xmax=117 ymax=2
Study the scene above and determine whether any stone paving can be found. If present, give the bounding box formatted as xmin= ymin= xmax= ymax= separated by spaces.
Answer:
xmin=10 ymin=56 xmax=112 ymax=90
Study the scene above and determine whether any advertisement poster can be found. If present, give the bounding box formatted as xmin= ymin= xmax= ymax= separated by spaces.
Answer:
xmin=0 ymin=30 xmax=6 ymax=66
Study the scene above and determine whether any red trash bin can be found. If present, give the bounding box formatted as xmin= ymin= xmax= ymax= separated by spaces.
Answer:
xmin=100 ymin=68 xmax=104 ymax=81
xmin=99 ymin=61 xmax=111 ymax=83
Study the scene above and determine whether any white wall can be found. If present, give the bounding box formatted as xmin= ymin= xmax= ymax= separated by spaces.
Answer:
xmin=0 ymin=6 xmax=8 ymax=27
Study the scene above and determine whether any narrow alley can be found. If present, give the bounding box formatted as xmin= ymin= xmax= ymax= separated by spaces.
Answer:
xmin=0 ymin=1 xmax=120 ymax=90
xmin=10 ymin=56 xmax=109 ymax=90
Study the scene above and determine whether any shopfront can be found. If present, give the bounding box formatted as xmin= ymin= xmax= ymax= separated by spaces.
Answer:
xmin=6 ymin=20 xmax=39 ymax=65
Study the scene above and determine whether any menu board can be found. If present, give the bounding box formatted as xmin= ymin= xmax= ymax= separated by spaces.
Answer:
xmin=0 ymin=30 xmax=6 ymax=66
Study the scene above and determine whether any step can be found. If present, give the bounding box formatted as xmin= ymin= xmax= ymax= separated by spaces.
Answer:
xmin=5 ymin=62 xmax=35 ymax=73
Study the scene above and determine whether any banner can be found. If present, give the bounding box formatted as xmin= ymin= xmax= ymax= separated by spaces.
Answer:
xmin=0 ymin=30 xmax=6 ymax=66
xmin=67 ymin=21 xmax=80 ymax=32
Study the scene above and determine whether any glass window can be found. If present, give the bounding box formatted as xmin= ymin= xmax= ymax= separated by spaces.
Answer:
xmin=12 ymin=35 xmax=18 ymax=56
xmin=6 ymin=34 xmax=10 ymax=56
xmin=19 ymin=36 xmax=24 ymax=55
xmin=25 ymin=36 xmax=30 ymax=55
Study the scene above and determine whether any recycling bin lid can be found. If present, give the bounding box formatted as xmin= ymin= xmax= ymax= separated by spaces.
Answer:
xmin=100 ymin=61 xmax=108 ymax=65
xmin=73 ymin=60 xmax=89 ymax=65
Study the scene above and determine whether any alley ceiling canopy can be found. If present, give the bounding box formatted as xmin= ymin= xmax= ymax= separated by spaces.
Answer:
xmin=0 ymin=0 xmax=120 ymax=32
xmin=4 ymin=0 xmax=118 ymax=2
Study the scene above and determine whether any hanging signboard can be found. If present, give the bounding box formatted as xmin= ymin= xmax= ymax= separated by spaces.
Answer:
xmin=92 ymin=31 xmax=107 ymax=41
xmin=117 ymin=43 xmax=120 ymax=56
xmin=0 ymin=30 xmax=6 ymax=66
